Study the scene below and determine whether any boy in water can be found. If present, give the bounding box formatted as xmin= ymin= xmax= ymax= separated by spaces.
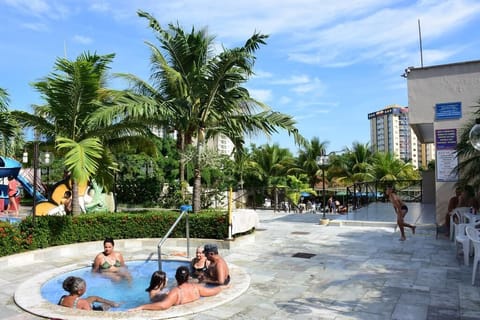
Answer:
xmin=386 ymin=186 xmax=416 ymax=241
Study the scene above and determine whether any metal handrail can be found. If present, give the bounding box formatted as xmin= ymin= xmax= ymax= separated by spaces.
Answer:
xmin=157 ymin=209 xmax=190 ymax=271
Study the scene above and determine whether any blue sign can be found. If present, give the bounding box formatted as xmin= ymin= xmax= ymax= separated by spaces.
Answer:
xmin=435 ymin=102 xmax=461 ymax=120
xmin=435 ymin=129 xmax=457 ymax=149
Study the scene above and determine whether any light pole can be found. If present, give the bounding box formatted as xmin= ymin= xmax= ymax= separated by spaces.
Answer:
xmin=316 ymin=154 xmax=330 ymax=219
xmin=40 ymin=151 xmax=54 ymax=186
xmin=469 ymin=118 xmax=480 ymax=150
xmin=22 ymin=141 xmax=39 ymax=226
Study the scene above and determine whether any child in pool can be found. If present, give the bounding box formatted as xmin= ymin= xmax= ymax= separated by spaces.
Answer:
xmin=145 ymin=271 xmax=169 ymax=302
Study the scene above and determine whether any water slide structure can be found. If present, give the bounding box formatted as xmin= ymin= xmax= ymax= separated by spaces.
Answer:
xmin=0 ymin=156 xmax=114 ymax=215
xmin=0 ymin=156 xmax=46 ymax=211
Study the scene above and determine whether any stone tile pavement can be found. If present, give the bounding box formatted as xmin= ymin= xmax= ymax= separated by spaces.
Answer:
xmin=1 ymin=203 xmax=479 ymax=319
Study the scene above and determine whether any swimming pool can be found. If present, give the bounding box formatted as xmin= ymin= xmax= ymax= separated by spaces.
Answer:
xmin=0 ymin=216 xmax=22 ymax=224
xmin=14 ymin=239 xmax=250 ymax=319
xmin=41 ymin=260 xmax=190 ymax=311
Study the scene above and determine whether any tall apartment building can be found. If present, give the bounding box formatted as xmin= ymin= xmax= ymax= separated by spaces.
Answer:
xmin=368 ymin=104 xmax=435 ymax=169
xmin=205 ymin=133 xmax=235 ymax=157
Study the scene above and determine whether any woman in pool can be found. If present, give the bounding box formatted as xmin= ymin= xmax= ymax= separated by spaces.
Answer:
xmin=146 ymin=270 xmax=169 ymax=302
xmin=92 ymin=237 xmax=131 ymax=282
xmin=58 ymin=276 xmax=119 ymax=310
xmin=129 ymin=266 xmax=222 ymax=311
xmin=190 ymin=246 xmax=210 ymax=279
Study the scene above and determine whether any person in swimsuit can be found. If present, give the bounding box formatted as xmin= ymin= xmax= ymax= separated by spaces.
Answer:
xmin=190 ymin=246 xmax=210 ymax=279
xmin=92 ymin=237 xmax=131 ymax=282
xmin=129 ymin=266 xmax=222 ymax=311
xmin=58 ymin=276 xmax=119 ymax=311
xmin=386 ymin=186 xmax=416 ymax=241
xmin=198 ymin=244 xmax=231 ymax=285
xmin=145 ymin=270 xmax=169 ymax=302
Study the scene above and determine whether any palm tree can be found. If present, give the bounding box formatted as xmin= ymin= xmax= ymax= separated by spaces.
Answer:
xmin=247 ymin=144 xmax=296 ymax=208
xmin=297 ymin=137 xmax=329 ymax=188
xmin=369 ymin=152 xmax=418 ymax=181
xmin=0 ymin=88 xmax=21 ymax=156
xmin=11 ymin=52 xmax=155 ymax=215
xmin=341 ymin=142 xmax=374 ymax=184
xmin=127 ymin=11 xmax=305 ymax=212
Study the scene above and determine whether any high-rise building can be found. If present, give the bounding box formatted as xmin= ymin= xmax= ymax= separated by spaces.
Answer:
xmin=368 ymin=104 xmax=435 ymax=169
xmin=205 ymin=133 xmax=235 ymax=157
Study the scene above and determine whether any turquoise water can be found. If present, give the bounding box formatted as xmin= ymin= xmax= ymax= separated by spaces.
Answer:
xmin=41 ymin=260 xmax=189 ymax=311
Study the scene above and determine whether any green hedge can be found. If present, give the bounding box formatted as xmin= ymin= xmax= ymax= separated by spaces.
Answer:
xmin=0 ymin=210 xmax=228 ymax=257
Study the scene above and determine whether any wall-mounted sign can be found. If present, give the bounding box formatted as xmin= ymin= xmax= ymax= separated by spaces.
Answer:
xmin=435 ymin=128 xmax=458 ymax=182
xmin=435 ymin=102 xmax=462 ymax=120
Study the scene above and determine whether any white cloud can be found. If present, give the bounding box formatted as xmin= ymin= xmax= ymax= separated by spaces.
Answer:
xmin=89 ymin=0 xmax=110 ymax=12
xmin=292 ymin=79 xmax=325 ymax=95
xmin=248 ymin=88 xmax=272 ymax=102
xmin=72 ymin=35 xmax=93 ymax=45
xmin=4 ymin=0 xmax=50 ymax=15
xmin=278 ymin=96 xmax=292 ymax=105
xmin=252 ymin=70 xmax=273 ymax=79
xmin=4 ymin=0 xmax=69 ymax=19
xmin=271 ymin=75 xmax=310 ymax=85
xmin=21 ymin=22 xmax=48 ymax=31
xmin=287 ymin=0 xmax=480 ymax=68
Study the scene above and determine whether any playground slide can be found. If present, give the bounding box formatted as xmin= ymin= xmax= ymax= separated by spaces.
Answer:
xmin=15 ymin=174 xmax=47 ymax=202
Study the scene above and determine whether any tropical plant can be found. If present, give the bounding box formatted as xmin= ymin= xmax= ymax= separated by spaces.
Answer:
xmin=11 ymin=52 xmax=155 ymax=214
xmin=369 ymin=152 xmax=419 ymax=181
xmin=297 ymin=137 xmax=329 ymax=188
xmin=455 ymin=104 xmax=480 ymax=189
xmin=0 ymin=88 xmax=22 ymax=157
xmin=125 ymin=11 xmax=305 ymax=213
xmin=339 ymin=142 xmax=374 ymax=184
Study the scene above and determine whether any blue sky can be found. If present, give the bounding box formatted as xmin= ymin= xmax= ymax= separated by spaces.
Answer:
xmin=2 ymin=0 xmax=480 ymax=154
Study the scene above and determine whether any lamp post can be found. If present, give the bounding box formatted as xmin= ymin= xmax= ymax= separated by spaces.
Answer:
xmin=22 ymin=141 xmax=39 ymax=226
xmin=40 ymin=151 xmax=54 ymax=186
xmin=316 ymin=154 xmax=330 ymax=219
xmin=469 ymin=118 xmax=480 ymax=150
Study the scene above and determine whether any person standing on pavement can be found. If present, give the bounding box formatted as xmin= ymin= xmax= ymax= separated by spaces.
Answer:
xmin=386 ymin=186 xmax=416 ymax=241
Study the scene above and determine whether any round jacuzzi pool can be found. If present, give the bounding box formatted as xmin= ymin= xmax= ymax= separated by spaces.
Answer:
xmin=14 ymin=249 xmax=249 ymax=320
xmin=41 ymin=260 xmax=190 ymax=311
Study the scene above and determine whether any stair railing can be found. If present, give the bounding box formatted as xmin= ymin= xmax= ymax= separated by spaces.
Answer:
xmin=157 ymin=207 xmax=190 ymax=271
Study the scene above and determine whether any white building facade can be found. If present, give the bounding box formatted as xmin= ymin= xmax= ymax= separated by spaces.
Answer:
xmin=406 ymin=60 xmax=480 ymax=224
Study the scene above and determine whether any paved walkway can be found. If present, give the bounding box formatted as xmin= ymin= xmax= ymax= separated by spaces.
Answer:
xmin=1 ymin=203 xmax=479 ymax=319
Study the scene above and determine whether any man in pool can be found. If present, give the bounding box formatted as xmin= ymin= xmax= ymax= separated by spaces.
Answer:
xmin=386 ymin=186 xmax=416 ymax=241
xmin=198 ymin=244 xmax=230 ymax=285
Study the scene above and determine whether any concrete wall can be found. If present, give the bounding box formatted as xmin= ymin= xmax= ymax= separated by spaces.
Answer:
xmin=421 ymin=170 xmax=435 ymax=204
xmin=406 ymin=60 xmax=480 ymax=224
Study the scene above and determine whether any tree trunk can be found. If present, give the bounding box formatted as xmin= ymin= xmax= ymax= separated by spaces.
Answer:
xmin=177 ymin=132 xmax=186 ymax=200
xmin=71 ymin=180 xmax=81 ymax=216
xmin=192 ymin=135 xmax=203 ymax=213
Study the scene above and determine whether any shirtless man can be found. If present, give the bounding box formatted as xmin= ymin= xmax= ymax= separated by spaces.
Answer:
xmin=386 ymin=186 xmax=416 ymax=241
xmin=198 ymin=244 xmax=230 ymax=285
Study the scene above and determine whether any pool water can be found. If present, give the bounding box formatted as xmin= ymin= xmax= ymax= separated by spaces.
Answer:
xmin=41 ymin=260 xmax=189 ymax=311
xmin=0 ymin=216 xmax=22 ymax=224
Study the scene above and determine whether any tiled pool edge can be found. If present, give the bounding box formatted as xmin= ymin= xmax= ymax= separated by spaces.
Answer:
xmin=8 ymin=238 xmax=249 ymax=320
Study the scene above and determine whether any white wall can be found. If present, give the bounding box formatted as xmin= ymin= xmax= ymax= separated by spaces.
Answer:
xmin=407 ymin=60 xmax=480 ymax=224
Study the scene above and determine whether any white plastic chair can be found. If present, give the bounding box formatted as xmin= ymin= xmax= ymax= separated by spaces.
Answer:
xmin=454 ymin=220 xmax=470 ymax=266
xmin=466 ymin=226 xmax=480 ymax=285
xmin=450 ymin=210 xmax=462 ymax=241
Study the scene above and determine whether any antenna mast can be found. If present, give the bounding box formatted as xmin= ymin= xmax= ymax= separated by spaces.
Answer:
xmin=418 ymin=19 xmax=424 ymax=67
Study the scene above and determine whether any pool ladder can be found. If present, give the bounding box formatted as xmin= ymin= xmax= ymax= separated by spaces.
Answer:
xmin=157 ymin=209 xmax=190 ymax=271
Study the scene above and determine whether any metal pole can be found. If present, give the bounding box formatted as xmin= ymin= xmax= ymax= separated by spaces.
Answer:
xmin=228 ymin=187 xmax=233 ymax=240
xmin=32 ymin=142 xmax=39 ymax=226
xmin=186 ymin=211 xmax=190 ymax=259
xmin=322 ymin=168 xmax=326 ymax=219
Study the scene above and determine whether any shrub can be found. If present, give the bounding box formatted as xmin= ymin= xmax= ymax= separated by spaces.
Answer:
xmin=0 ymin=210 xmax=229 ymax=257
